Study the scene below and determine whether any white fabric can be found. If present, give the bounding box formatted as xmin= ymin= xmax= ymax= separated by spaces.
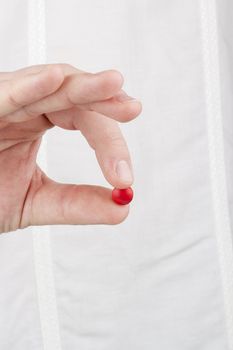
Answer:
xmin=28 ymin=1 xmax=62 ymax=349
xmin=200 ymin=0 xmax=233 ymax=347
xmin=0 ymin=0 xmax=233 ymax=349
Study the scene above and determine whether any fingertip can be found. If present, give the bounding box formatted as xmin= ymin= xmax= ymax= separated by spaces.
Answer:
xmin=96 ymin=69 xmax=124 ymax=96
xmin=44 ymin=64 xmax=65 ymax=87
xmin=107 ymin=69 xmax=124 ymax=89
xmin=120 ymin=99 xmax=143 ymax=122
xmin=103 ymin=175 xmax=134 ymax=200
xmin=108 ymin=200 xmax=130 ymax=224
xmin=88 ymin=185 xmax=130 ymax=225
xmin=113 ymin=179 xmax=134 ymax=189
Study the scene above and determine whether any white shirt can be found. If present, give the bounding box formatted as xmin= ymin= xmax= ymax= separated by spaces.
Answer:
xmin=0 ymin=0 xmax=232 ymax=349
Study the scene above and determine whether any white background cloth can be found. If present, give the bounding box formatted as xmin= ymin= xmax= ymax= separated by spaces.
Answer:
xmin=0 ymin=0 xmax=233 ymax=349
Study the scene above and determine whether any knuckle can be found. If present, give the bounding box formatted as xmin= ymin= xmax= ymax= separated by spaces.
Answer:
xmin=83 ymin=102 xmax=94 ymax=111
xmin=65 ymin=63 xmax=75 ymax=71
xmin=89 ymin=132 xmax=125 ymax=151
xmin=56 ymin=63 xmax=75 ymax=74
xmin=8 ymin=82 xmax=23 ymax=109
xmin=23 ymin=105 xmax=38 ymax=118
xmin=108 ymin=133 xmax=126 ymax=147
xmin=65 ymin=88 xmax=76 ymax=106
xmin=59 ymin=63 xmax=73 ymax=69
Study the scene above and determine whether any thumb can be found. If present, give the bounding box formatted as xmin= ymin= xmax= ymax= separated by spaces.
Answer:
xmin=27 ymin=172 xmax=130 ymax=227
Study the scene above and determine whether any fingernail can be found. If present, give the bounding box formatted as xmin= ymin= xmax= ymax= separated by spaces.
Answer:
xmin=116 ymin=160 xmax=133 ymax=183
xmin=115 ymin=90 xmax=138 ymax=103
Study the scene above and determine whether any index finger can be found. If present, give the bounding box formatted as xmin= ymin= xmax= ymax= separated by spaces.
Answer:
xmin=73 ymin=109 xmax=134 ymax=189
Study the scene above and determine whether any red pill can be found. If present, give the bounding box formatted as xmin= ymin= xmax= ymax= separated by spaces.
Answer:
xmin=112 ymin=187 xmax=134 ymax=205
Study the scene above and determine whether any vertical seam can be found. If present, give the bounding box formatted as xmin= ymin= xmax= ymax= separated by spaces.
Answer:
xmin=199 ymin=0 xmax=233 ymax=349
xmin=28 ymin=0 xmax=62 ymax=349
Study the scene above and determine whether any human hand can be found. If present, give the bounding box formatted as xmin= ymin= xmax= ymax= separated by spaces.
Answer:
xmin=0 ymin=63 xmax=142 ymax=234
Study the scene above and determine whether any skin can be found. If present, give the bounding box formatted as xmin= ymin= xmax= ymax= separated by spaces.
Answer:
xmin=0 ymin=63 xmax=142 ymax=234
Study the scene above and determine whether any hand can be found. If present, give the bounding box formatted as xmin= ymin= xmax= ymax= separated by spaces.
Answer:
xmin=0 ymin=63 xmax=142 ymax=234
